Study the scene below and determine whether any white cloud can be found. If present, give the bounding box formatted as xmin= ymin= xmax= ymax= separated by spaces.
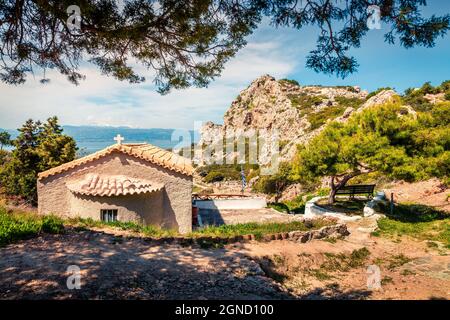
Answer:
xmin=0 ymin=27 xmax=299 ymax=130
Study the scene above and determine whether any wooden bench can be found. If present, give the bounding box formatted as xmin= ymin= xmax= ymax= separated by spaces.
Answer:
xmin=335 ymin=184 xmax=375 ymax=199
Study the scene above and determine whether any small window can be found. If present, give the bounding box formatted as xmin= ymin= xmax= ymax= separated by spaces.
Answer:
xmin=101 ymin=209 xmax=118 ymax=222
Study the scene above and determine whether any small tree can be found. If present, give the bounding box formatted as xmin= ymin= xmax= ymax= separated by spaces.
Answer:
xmin=0 ymin=131 xmax=12 ymax=150
xmin=292 ymin=99 xmax=450 ymax=204
xmin=253 ymin=162 xmax=292 ymax=203
xmin=0 ymin=117 xmax=77 ymax=204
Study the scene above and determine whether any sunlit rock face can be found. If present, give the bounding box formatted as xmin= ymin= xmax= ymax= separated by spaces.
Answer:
xmin=198 ymin=75 xmax=411 ymax=164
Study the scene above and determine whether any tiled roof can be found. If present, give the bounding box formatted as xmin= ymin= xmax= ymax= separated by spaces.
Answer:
xmin=67 ymin=174 xmax=164 ymax=197
xmin=37 ymin=143 xmax=193 ymax=180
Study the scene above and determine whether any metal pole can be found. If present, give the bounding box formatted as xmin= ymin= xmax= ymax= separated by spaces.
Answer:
xmin=390 ymin=192 xmax=394 ymax=215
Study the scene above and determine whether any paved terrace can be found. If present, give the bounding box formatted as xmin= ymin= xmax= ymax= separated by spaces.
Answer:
xmin=198 ymin=208 xmax=304 ymax=226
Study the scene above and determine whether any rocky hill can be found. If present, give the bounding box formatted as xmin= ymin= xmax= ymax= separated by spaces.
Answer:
xmin=199 ymin=75 xmax=398 ymax=162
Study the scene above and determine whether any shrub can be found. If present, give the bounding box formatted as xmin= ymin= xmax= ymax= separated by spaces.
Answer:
xmin=252 ymin=175 xmax=278 ymax=194
xmin=445 ymin=91 xmax=450 ymax=101
xmin=402 ymin=80 xmax=450 ymax=111
xmin=279 ymin=79 xmax=300 ymax=86
xmin=199 ymin=164 xmax=257 ymax=183
xmin=268 ymin=202 xmax=290 ymax=213
xmin=204 ymin=171 xmax=225 ymax=183
xmin=288 ymin=93 xmax=326 ymax=110
xmin=334 ymin=96 xmax=364 ymax=109
xmin=304 ymin=97 xmax=364 ymax=131
xmin=0 ymin=149 xmax=11 ymax=165
xmin=307 ymin=106 xmax=346 ymax=130
xmin=0 ymin=117 xmax=77 ymax=204
xmin=41 ymin=215 xmax=65 ymax=233
xmin=0 ymin=207 xmax=64 ymax=246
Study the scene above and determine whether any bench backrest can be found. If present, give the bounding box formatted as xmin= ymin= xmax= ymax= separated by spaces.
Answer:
xmin=335 ymin=184 xmax=375 ymax=194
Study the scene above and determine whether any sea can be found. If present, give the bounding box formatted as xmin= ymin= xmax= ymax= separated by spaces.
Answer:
xmin=1 ymin=125 xmax=198 ymax=155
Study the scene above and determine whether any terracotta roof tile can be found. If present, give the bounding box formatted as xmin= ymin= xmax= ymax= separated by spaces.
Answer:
xmin=38 ymin=143 xmax=193 ymax=180
xmin=67 ymin=174 xmax=164 ymax=197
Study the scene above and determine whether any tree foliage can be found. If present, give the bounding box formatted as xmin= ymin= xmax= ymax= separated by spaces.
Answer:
xmin=403 ymin=79 xmax=450 ymax=111
xmin=292 ymin=98 xmax=450 ymax=203
xmin=0 ymin=117 xmax=77 ymax=204
xmin=0 ymin=1 xmax=448 ymax=92
xmin=252 ymin=162 xmax=293 ymax=202
xmin=0 ymin=131 xmax=11 ymax=150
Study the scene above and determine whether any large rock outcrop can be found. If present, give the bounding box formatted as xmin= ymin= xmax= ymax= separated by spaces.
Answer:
xmin=198 ymin=75 xmax=408 ymax=163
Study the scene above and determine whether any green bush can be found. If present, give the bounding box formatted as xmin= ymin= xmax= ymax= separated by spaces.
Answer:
xmin=199 ymin=164 xmax=258 ymax=183
xmin=403 ymin=80 xmax=450 ymax=111
xmin=204 ymin=171 xmax=226 ymax=183
xmin=279 ymin=79 xmax=300 ymax=86
xmin=288 ymin=93 xmax=326 ymax=110
xmin=334 ymin=96 xmax=364 ymax=109
xmin=307 ymin=105 xmax=346 ymax=130
xmin=0 ymin=207 xmax=64 ymax=246
xmin=303 ymin=97 xmax=365 ymax=131
xmin=0 ymin=117 xmax=77 ymax=204
xmin=41 ymin=215 xmax=65 ymax=233
xmin=283 ymin=198 xmax=306 ymax=214
xmin=252 ymin=175 xmax=278 ymax=194
xmin=445 ymin=91 xmax=450 ymax=101
xmin=0 ymin=149 xmax=10 ymax=165
xmin=268 ymin=202 xmax=290 ymax=213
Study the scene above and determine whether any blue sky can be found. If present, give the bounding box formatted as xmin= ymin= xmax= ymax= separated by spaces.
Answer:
xmin=283 ymin=0 xmax=450 ymax=92
xmin=0 ymin=0 xmax=449 ymax=130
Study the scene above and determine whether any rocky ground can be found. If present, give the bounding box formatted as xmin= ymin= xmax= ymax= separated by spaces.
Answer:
xmin=382 ymin=178 xmax=450 ymax=213
xmin=240 ymin=217 xmax=449 ymax=299
xmin=0 ymin=217 xmax=448 ymax=300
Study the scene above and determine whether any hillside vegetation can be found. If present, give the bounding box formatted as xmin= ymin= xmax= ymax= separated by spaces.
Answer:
xmin=293 ymin=98 xmax=449 ymax=203
xmin=198 ymin=77 xmax=450 ymax=203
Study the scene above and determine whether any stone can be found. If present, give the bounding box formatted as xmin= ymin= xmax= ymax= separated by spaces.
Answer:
xmin=342 ymin=106 xmax=354 ymax=118
xmin=363 ymin=206 xmax=376 ymax=217
xmin=359 ymin=90 xmax=398 ymax=112
xmin=279 ymin=183 xmax=304 ymax=202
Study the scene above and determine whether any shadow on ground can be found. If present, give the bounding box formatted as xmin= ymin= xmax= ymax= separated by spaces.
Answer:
xmin=0 ymin=229 xmax=287 ymax=299
xmin=0 ymin=229 xmax=373 ymax=300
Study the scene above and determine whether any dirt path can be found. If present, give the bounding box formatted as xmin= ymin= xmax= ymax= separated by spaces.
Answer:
xmin=0 ymin=230 xmax=289 ymax=300
xmin=0 ymin=218 xmax=448 ymax=300
xmin=238 ymin=216 xmax=450 ymax=299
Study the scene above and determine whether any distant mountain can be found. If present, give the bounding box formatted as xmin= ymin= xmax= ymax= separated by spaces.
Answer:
xmin=0 ymin=125 xmax=198 ymax=154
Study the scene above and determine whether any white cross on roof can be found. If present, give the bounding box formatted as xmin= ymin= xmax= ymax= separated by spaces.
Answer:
xmin=114 ymin=134 xmax=125 ymax=145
